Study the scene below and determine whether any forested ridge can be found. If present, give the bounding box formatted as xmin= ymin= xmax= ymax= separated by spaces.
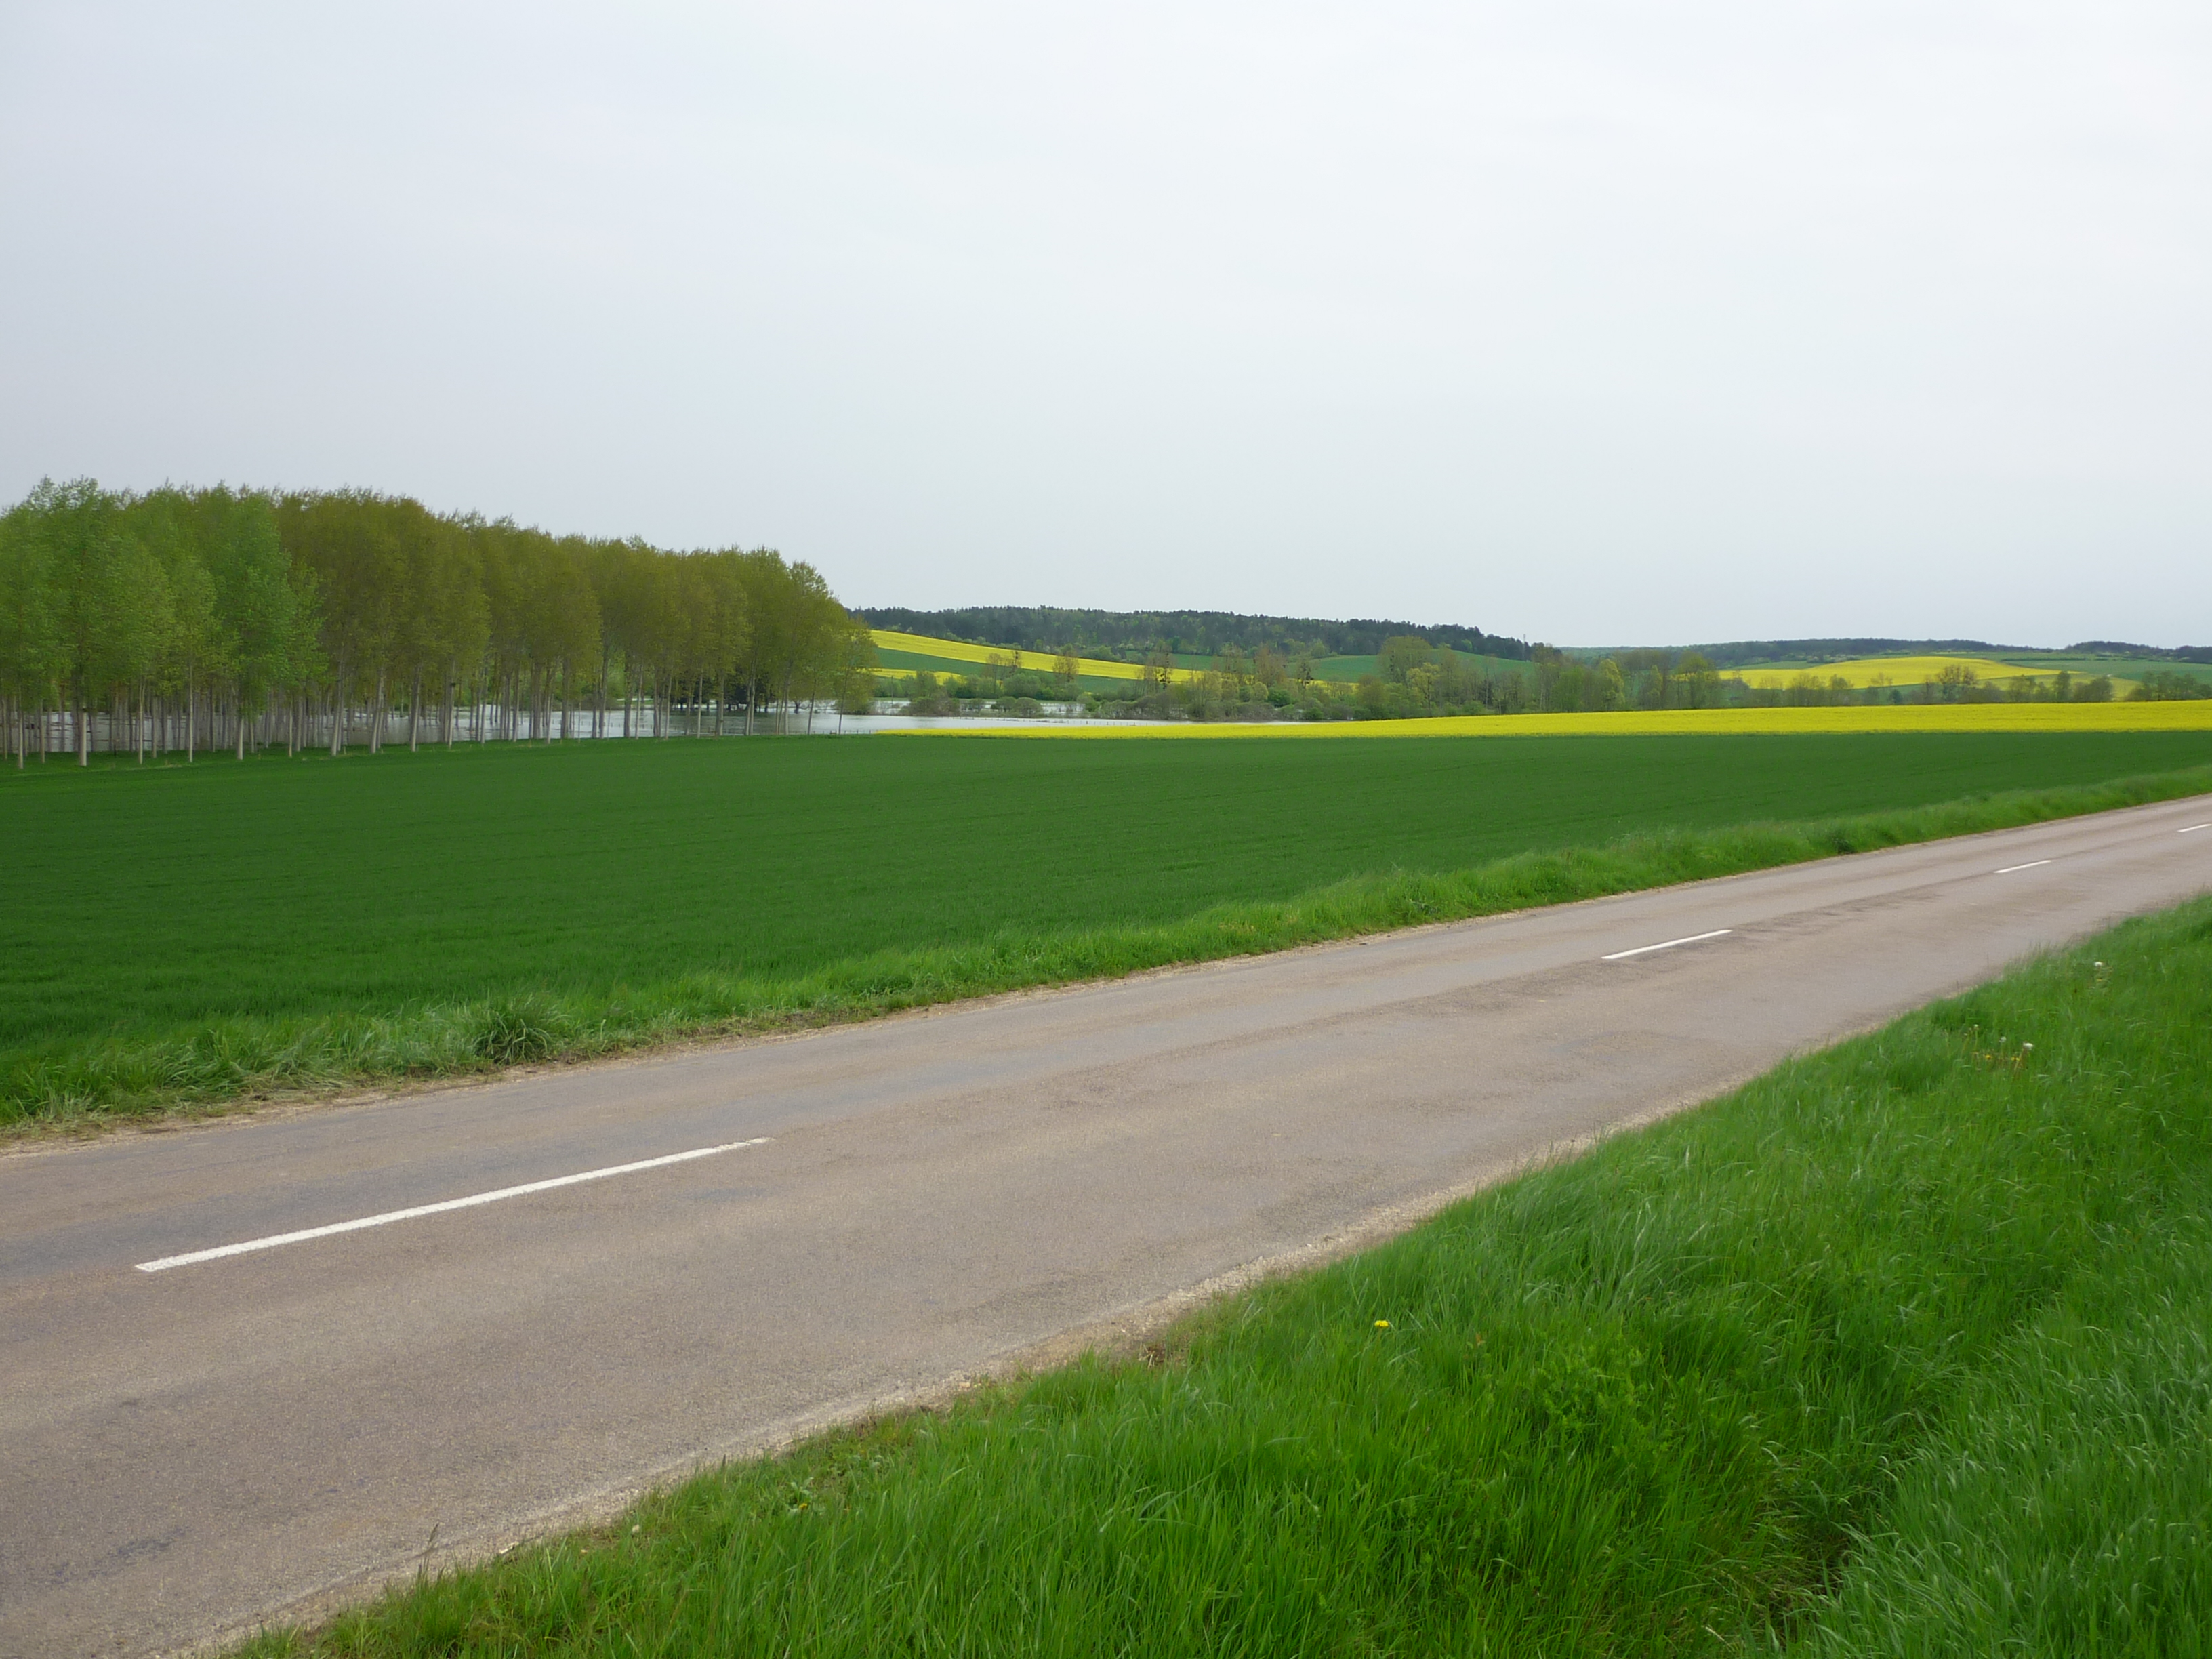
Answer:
xmin=860 ymin=604 xmax=1532 ymax=661
xmin=0 ymin=480 xmax=874 ymax=765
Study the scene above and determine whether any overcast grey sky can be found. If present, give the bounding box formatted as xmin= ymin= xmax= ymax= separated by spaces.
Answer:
xmin=3 ymin=3 xmax=2206 ymax=646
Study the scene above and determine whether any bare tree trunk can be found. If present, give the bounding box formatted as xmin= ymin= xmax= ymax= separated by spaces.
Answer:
xmin=443 ymin=669 xmax=455 ymax=747
xmin=409 ymin=667 xmax=422 ymax=752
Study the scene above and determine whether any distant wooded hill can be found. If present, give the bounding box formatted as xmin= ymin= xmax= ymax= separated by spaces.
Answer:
xmin=2068 ymin=640 xmax=2212 ymax=664
xmin=857 ymin=607 xmax=1532 ymax=662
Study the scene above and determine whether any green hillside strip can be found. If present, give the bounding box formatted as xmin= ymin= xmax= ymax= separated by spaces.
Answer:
xmin=1307 ymin=647 xmax=1523 ymax=683
xmin=870 ymin=644 xmax=1129 ymax=695
xmin=238 ymin=895 xmax=2212 ymax=1657
xmin=6 ymin=741 xmax=2209 ymax=1129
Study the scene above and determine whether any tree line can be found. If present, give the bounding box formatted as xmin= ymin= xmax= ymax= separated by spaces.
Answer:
xmin=897 ymin=638 xmax=2191 ymax=723
xmin=0 ymin=480 xmax=874 ymax=766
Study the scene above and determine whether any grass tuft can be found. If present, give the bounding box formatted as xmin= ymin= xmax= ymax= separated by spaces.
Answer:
xmin=467 ymin=997 xmax=573 ymax=1065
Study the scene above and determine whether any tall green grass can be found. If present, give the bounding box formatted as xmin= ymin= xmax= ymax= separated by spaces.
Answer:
xmin=5 ymin=741 xmax=2209 ymax=1126
xmin=237 ymin=896 xmax=2212 ymax=1657
xmin=1801 ymin=1218 xmax=2212 ymax=1656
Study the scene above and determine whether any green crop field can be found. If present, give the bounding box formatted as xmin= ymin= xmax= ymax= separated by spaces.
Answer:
xmin=5 ymin=730 xmax=2210 ymax=1124
xmin=237 ymin=894 xmax=2212 ymax=1658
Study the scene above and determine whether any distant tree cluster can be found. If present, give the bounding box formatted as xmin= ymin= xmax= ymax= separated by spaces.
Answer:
xmin=926 ymin=640 xmax=1742 ymax=722
xmin=969 ymin=640 xmax=2191 ymax=724
xmin=2071 ymin=641 xmax=2212 ymax=665
xmin=1653 ymin=636 xmax=2009 ymax=671
xmin=2129 ymin=670 xmax=2212 ymax=702
xmin=861 ymin=605 xmax=1532 ymax=663
xmin=1 ymin=480 xmax=874 ymax=766
xmin=1727 ymin=663 xmax=2133 ymax=708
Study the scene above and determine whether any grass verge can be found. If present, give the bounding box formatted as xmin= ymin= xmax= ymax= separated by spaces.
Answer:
xmin=234 ymin=892 xmax=2212 ymax=1656
xmin=9 ymin=764 xmax=2209 ymax=1131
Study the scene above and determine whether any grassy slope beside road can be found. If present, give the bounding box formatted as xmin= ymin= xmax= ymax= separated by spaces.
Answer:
xmin=4 ymin=732 xmax=2210 ymax=1126
xmin=241 ymin=895 xmax=2212 ymax=1658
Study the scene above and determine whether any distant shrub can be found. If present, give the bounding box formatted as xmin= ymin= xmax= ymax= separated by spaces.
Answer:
xmin=2131 ymin=670 xmax=2212 ymax=701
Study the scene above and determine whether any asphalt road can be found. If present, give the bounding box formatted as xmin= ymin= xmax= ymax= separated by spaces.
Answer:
xmin=6 ymin=794 xmax=2211 ymax=1658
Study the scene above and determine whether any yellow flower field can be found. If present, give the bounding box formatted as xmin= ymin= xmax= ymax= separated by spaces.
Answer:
xmin=1739 ymin=655 xmax=2064 ymax=690
xmin=870 ymin=630 xmax=1205 ymax=684
xmin=896 ymin=702 xmax=2212 ymax=738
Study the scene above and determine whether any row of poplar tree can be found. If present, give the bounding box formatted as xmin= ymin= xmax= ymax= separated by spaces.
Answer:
xmin=0 ymin=480 xmax=877 ymax=766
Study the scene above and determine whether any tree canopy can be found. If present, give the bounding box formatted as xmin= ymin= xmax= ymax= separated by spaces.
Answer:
xmin=1 ymin=480 xmax=872 ymax=764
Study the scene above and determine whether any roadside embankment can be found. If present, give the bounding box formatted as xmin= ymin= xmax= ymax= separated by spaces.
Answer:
xmin=236 ymin=892 xmax=2212 ymax=1656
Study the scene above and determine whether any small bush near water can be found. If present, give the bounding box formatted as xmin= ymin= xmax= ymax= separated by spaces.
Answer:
xmin=242 ymin=895 xmax=2212 ymax=1656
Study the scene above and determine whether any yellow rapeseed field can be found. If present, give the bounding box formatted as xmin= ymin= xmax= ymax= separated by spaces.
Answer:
xmin=897 ymin=703 xmax=2212 ymax=738
xmin=1739 ymin=655 xmax=2058 ymax=689
xmin=870 ymin=630 xmax=1205 ymax=684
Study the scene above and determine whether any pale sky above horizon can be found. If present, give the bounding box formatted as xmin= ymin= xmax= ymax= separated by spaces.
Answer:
xmin=3 ymin=3 xmax=2207 ymax=648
